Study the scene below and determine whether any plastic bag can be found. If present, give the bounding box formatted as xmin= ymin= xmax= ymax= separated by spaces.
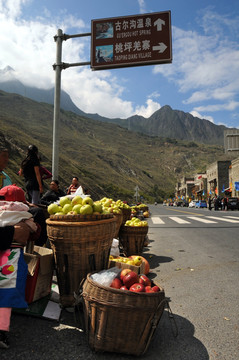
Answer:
xmin=110 ymin=238 xmax=120 ymax=257
xmin=74 ymin=186 xmax=89 ymax=199
xmin=90 ymin=267 xmax=121 ymax=287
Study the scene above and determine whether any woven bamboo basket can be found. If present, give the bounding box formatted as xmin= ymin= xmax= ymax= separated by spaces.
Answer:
xmin=46 ymin=216 xmax=116 ymax=307
xmin=119 ymin=207 xmax=132 ymax=224
xmin=81 ymin=273 xmax=166 ymax=356
xmin=119 ymin=225 xmax=148 ymax=256
xmin=113 ymin=213 xmax=123 ymax=238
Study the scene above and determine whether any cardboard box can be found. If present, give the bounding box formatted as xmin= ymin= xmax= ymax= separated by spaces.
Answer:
xmin=24 ymin=246 xmax=54 ymax=304
xmin=108 ymin=258 xmax=145 ymax=274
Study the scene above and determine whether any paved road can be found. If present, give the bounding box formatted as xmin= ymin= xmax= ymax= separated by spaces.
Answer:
xmin=2 ymin=205 xmax=239 ymax=359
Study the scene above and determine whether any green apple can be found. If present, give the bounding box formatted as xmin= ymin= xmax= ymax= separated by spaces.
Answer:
xmin=67 ymin=210 xmax=77 ymax=215
xmin=102 ymin=208 xmax=110 ymax=214
xmin=72 ymin=204 xmax=82 ymax=214
xmin=54 ymin=212 xmax=64 ymax=215
xmin=47 ymin=203 xmax=60 ymax=215
xmin=82 ymin=197 xmax=94 ymax=207
xmin=63 ymin=203 xmax=72 ymax=214
xmin=80 ymin=204 xmax=93 ymax=215
xmin=93 ymin=202 xmax=102 ymax=213
xmin=59 ymin=196 xmax=71 ymax=208
xmin=102 ymin=199 xmax=112 ymax=207
xmin=71 ymin=195 xmax=83 ymax=206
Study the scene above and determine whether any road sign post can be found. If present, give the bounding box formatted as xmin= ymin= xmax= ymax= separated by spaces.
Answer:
xmin=52 ymin=11 xmax=172 ymax=179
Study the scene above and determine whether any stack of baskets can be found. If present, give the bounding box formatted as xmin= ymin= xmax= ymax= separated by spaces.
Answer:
xmin=113 ymin=213 xmax=123 ymax=238
xmin=119 ymin=207 xmax=132 ymax=224
xmin=81 ymin=273 xmax=166 ymax=356
xmin=119 ymin=225 xmax=149 ymax=256
xmin=46 ymin=214 xmax=116 ymax=307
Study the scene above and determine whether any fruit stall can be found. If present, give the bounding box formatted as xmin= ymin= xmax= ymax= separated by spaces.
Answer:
xmin=45 ymin=195 xmax=169 ymax=355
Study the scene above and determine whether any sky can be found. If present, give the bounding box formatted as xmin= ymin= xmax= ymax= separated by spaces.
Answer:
xmin=0 ymin=0 xmax=239 ymax=128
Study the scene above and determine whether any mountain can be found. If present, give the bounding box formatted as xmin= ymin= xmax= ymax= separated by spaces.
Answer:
xmin=0 ymin=66 xmax=233 ymax=146
xmin=0 ymin=90 xmax=230 ymax=202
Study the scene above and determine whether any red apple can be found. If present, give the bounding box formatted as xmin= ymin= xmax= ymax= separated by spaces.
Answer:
xmin=129 ymin=283 xmax=145 ymax=292
xmin=110 ymin=278 xmax=123 ymax=289
xmin=120 ymin=268 xmax=132 ymax=281
xmin=120 ymin=286 xmax=129 ymax=291
xmin=145 ymin=285 xmax=153 ymax=293
xmin=139 ymin=274 xmax=151 ymax=287
xmin=123 ymin=271 xmax=139 ymax=288
xmin=151 ymin=285 xmax=160 ymax=292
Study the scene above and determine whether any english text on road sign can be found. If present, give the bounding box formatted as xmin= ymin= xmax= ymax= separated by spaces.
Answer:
xmin=91 ymin=11 xmax=172 ymax=70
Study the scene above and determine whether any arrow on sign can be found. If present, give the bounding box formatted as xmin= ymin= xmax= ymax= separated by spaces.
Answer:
xmin=154 ymin=18 xmax=165 ymax=31
xmin=152 ymin=43 xmax=167 ymax=53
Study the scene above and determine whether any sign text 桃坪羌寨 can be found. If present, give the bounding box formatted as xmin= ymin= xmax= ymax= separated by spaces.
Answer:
xmin=91 ymin=11 xmax=172 ymax=70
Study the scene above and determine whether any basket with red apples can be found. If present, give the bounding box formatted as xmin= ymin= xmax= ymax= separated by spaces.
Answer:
xmin=110 ymin=268 xmax=161 ymax=293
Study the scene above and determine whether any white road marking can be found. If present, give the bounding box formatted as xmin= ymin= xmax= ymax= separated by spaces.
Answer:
xmin=205 ymin=216 xmax=239 ymax=223
xmin=187 ymin=216 xmax=217 ymax=223
xmin=169 ymin=217 xmax=190 ymax=224
xmin=151 ymin=217 xmax=165 ymax=224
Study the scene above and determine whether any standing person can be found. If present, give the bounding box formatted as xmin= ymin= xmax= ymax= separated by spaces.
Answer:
xmin=208 ymin=197 xmax=212 ymax=211
xmin=223 ymin=196 xmax=228 ymax=211
xmin=67 ymin=176 xmax=81 ymax=195
xmin=19 ymin=145 xmax=43 ymax=204
xmin=40 ymin=180 xmax=65 ymax=205
xmin=0 ymin=147 xmax=12 ymax=189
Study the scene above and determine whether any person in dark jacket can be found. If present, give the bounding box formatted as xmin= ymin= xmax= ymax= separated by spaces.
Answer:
xmin=19 ymin=145 xmax=43 ymax=204
xmin=40 ymin=180 xmax=65 ymax=206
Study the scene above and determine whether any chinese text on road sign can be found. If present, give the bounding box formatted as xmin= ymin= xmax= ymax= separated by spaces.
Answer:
xmin=91 ymin=11 xmax=172 ymax=70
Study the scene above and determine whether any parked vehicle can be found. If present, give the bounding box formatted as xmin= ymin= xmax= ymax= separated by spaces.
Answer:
xmin=189 ymin=200 xmax=197 ymax=208
xmin=195 ymin=200 xmax=207 ymax=208
xmin=227 ymin=197 xmax=239 ymax=210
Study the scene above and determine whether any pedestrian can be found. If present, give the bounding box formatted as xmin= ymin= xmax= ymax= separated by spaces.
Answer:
xmin=208 ymin=197 xmax=212 ymax=211
xmin=223 ymin=197 xmax=228 ymax=211
xmin=19 ymin=145 xmax=43 ymax=204
xmin=40 ymin=180 xmax=65 ymax=206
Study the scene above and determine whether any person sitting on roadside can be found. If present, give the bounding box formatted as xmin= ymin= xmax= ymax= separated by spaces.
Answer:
xmin=40 ymin=180 xmax=65 ymax=206
xmin=67 ymin=176 xmax=81 ymax=195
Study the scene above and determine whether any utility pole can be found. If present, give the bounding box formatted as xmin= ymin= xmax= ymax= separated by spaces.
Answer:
xmin=52 ymin=29 xmax=91 ymax=179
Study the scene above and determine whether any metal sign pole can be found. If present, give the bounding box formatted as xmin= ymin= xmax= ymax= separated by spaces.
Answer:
xmin=52 ymin=29 xmax=63 ymax=179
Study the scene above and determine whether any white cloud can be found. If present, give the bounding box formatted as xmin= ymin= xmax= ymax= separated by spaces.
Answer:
xmin=138 ymin=0 xmax=146 ymax=14
xmin=194 ymin=101 xmax=239 ymax=112
xmin=153 ymin=9 xmax=239 ymax=116
xmin=135 ymin=99 xmax=161 ymax=118
xmin=190 ymin=110 xmax=214 ymax=123
xmin=148 ymin=91 xmax=160 ymax=99
xmin=0 ymin=0 xmax=138 ymax=118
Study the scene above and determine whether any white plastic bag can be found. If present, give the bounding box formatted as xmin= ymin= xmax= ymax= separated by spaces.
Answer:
xmin=90 ymin=267 xmax=121 ymax=287
xmin=74 ymin=186 xmax=89 ymax=199
xmin=110 ymin=238 xmax=120 ymax=257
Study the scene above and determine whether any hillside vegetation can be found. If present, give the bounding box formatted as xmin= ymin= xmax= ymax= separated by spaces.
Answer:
xmin=0 ymin=90 xmax=230 ymax=202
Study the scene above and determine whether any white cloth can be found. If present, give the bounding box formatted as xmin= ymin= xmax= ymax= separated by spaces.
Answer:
xmin=0 ymin=201 xmax=37 ymax=232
